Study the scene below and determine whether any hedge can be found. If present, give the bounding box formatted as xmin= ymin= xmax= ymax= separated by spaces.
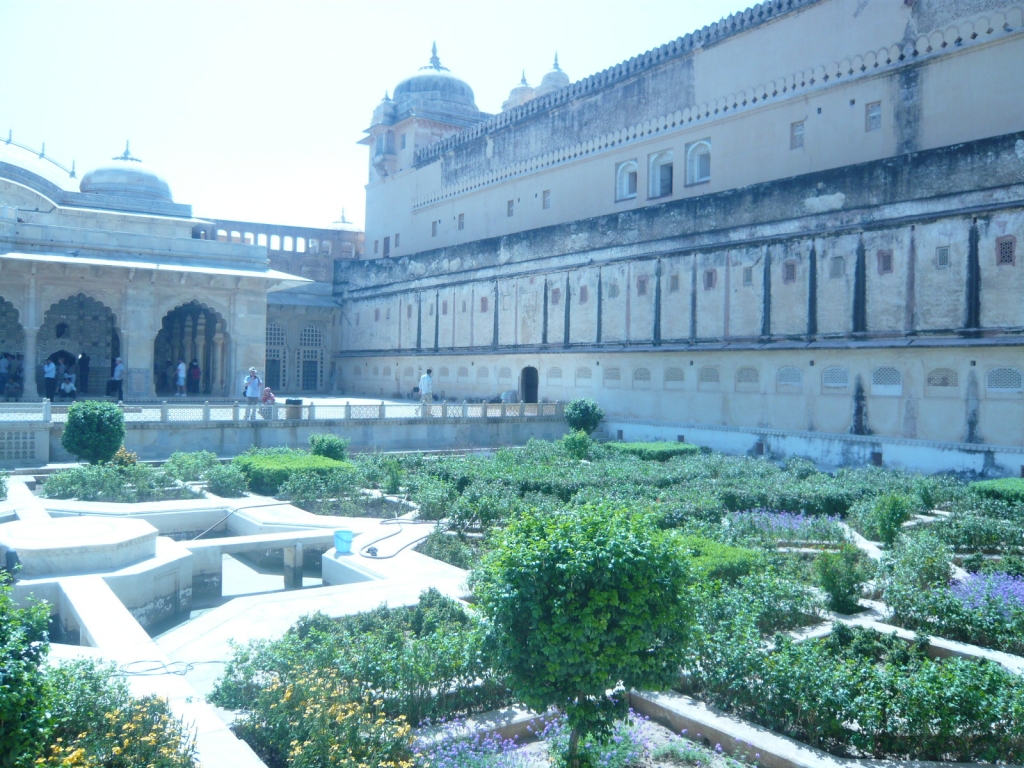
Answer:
xmin=970 ymin=477 xmax=1024 ymax=503
xmin=232 ymin=450 xmax=349 ymax=496
xmin=603 ymin=441 xmax=701 ymax=462
xmin=677 ymin=535 xmax=760 ymax=582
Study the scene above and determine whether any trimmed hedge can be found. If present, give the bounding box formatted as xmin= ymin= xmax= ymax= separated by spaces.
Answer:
xmin=232 ymin=449 xmax=348 ymax=496
xmin=677 ymin=535 xmax=760 ymax=582
xmin=60 ymin=400 xmax=125 ymax=464
xmin=971 ymin=477 xmax=1024 ymax=503
xmin=604 ymin=441 xmax=701 ymax=462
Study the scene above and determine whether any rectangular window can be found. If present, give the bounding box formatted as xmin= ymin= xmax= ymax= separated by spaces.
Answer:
xmin=685 ymin=140 xmax=711 ymax=185
xmin=636 ymin=276 xmax=648 ymax=296
xmin=877 ymin=249 xmax=893 ymax=274
xmin=783 ymin=261 xmax=797 ymax=283
xmin=658 ymin=163 xmax=673 ymax=197
xmin=790 ymin=120 xmax=805 ymax=149
xmin=829 ymin=256 xmax=844 ymax=278
xmin=383 ymin=236 xmax=390 ymax=258
xmin=616 ymin=160 xmax=639 ymax=201
xmin=270 ymin=234 xmax=281 ymax=251
xmin=550 ymin=287 xmax=561 ymax=305
xmin=997 ymin=236 xmax=1016 ymax=266
xmin=374 ymin=308 xmax=380 ymax=322
xmin=429 ymin=304 xmax=434 ymax=316
xmin=442 ymin=300 xmax=448 ymax=315
xmin=257 ymin=233 xmax=267 ymax=247
xmin=374 ymin=239 xmax=379 ymax=254
xmin=507 ymin=200 xmax=514 ymax=217
xmin=407 ymin=304 xmax=413 ymax=319
xmin=649 ymin=152 xmax=674 ymax=197
xmin=458 ymin=213 xmax=465 ymax=230
xmin=742 ymin=267 xmax=753 ymax=286
xmin=394 ymin=233 xmax=400 ymax=248
xmin=703 ymin=269 xmax=717 ymax=290
xmin=431 ymin=221 xmax=438 ymax=237
xmin=462 ymin=300 xmax=467 ymax=313
xmin=669 ymin=274 xmax=680 ymax=293
xmin=480 ymin=296 xmax=488 ymax=313
xmin=283 ymin=236 xmax=293 ymax=251
xmin=579 ymin=285 xmax=589 ymax=304
xmin=542 ymin=190 xmax=551 ymax=209
xmin=628 ymin=171 xmax=637 ymax=196
xmin=866 ymin=101 xmax=882 ymax=132
xmin=936 ymin=246 xmax=950 ymax=269
xmin=401 ymin=134 xmax=407 ymax=149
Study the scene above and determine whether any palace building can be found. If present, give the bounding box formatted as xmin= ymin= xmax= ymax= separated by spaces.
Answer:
xmin=333 ymin=0 xmax=1024 ymax=457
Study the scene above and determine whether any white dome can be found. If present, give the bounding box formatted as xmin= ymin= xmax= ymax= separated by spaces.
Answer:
xmin=329 ymin=209 xmax=362 ymax=233
xmin=535 ymin=54 xmax=570 ymax=98
xmin=501 ymin=71 xmax=536 ymax=112
xmin=79 ymin=143 xmax=172 ymax=202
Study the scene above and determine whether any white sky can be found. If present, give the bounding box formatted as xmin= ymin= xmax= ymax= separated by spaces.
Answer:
xmin=0 ymin=1 xmax=744 ymax=229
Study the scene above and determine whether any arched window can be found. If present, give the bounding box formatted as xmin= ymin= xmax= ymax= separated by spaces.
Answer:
xmin=296 ymin=238 xmax=306 ymax=253
xmin=353 ymin=366 xmax=362 ymax=377
xmin=438 ymin=367 xmax=449 ymax=378
xmin=299 ymin=325 xmax=323 ymax=347
xmin=821 ymin=366 xmax=850 ymax=389
xmin=871 ymin=366 xmax=902 ymax=396
xmin=736 ymin=367 xmax=759 ymax=384
xmin=216 ymin=229 xmax=228 ymax=241
xmin=478 ymin=366 xmax=489 ymax=380
xmin=283 ymin=236 xmax=293 ymax=252
xmin=987 ymin=367 xmax=1023 ymax=392
xmin=698 ymin=367 xmax=720 ymax=389
xmin=603 ymin=366 xmax=621 ymax=386
xmin=664 ymin=367 xmax=685 ymax=389
xmin=308 ymin=239 xmax=319 ymax=254
xmin=269 ymin=235 xmax=280 ymax=250
xmin=648 ymin=151 xmax=673 ymax=198
xmin=499 ymin=367 xmax=512 ymax=380
xmin=257 ymin=233 xmax=268 ymax=247
xmin=926 ymin=368 xmax=958 ymax=388
xmin=457 ymin=366 xmax=469 ymax=379
xmin=615 ymin=160 xmax=638 ymax=201
xmin=686 ymin=139 xmax=711 ymax=185
xmin=372 ymin=366 xmax=379 ymax=377
xmin=403 ymin=366 xmax=414 ymax=379
xmin=632 ymin=367 xmax=651 ymax=388
xmin=547 ymin=367 xmax=563 ymax=383
xmin=266 ymin=322 xmax=286 ymax=347
xmin=777 ymin=366 xmax=803 ymax=390
xmin=575 ymin=367 xmax=592 ymax=386
xmin=382 ymin=366 xmax=392 ymax=378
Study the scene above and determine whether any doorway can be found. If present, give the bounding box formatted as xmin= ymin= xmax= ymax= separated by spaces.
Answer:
xmin=520 ymin=366 xmax=538 ymax=403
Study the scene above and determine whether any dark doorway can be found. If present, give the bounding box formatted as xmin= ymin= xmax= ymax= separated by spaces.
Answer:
xmin=520 ymin=366 xmax=538 ymax=403
xmin=266 ymin=358 xmax=282 ymax=391
xmin=302 ymin=360 xmax=319 ymax=392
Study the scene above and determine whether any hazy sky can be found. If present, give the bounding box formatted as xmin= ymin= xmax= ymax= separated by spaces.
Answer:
xmin=1 ymin=1 xmax=744 ymax=229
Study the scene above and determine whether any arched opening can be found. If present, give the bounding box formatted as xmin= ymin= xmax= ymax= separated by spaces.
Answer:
xmin=298 ymin=324 xmax=325 ymax=392
xmin=520 ymin=366 xmax=539 ymax=403
xmin=38 ymin=294 xmax=118 ymax=397
xmin=154 ymin=301 xmax=230 ymax=396
xmin=0 ymin=296 xmax=26 ymax=399
xmin=265 ymin=322 xmax=288 ymax=392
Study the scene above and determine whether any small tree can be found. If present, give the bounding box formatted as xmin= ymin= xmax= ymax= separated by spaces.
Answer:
xmin=563 ymin=398 xmax=604 ymax=435
xmin=309 ymin=433 xmax=350 ymax=461
xmin=473 ymin=506 xmax=692 ymax=768
xmin=60 ymin=400 xmax=125 ymax=464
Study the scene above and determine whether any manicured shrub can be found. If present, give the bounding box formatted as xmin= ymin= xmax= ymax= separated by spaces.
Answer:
xmin=277 ymin=465 xmax=362 ymax=513
xmin=162 ymin=450 xmax=220 ymax=482
xmin=309 ymin=432 xmax=350 ymax=461
xmin=563 ymin=398 xmax=605 ymax=435
xmin=677 ymin=535 xmax=760 ymax=583
xmin=232 ymin=449 xmax=347 ymax=496
xmin=971 ymin=477 xmax=1024 ymax=503
xmin=474 ymin=505 xmax=692 ymax=767
xmin=814 ymin=543 xmax=868 ymax=614
xmin=60 ymin=400 xmax=125 ymax=464
xmin=411 ymin=475 xmax=457 ymax=520
xmin=560 ymin=429 xmax=593 ymax=460
xmin=415 ymin=530 xmax=476 ymax=569
xmin=603 ymin=441 xmax=700 ymax=462
xmin=40 ymin=463 xmax=197 ymax=503
xmin=109 ymin=446 xmax=138 ymax=466
xmin=204 ymin=464 xmax=248 ymax=498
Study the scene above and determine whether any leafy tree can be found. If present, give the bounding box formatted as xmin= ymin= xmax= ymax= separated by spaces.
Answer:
xmin=60 ymin=400 xmax=125 ymax=464
xmin=0 ymin=574 xmax=50 ymax=767
xmin=563 ymin=398 xmax=605 ymax=435
xmin=814 ymin=542 xmax=868 ymax=614
xmin=473 ymin=506 xmax=692 ymax=768
xmin=309 ymin=433 xmax=350 ymax=461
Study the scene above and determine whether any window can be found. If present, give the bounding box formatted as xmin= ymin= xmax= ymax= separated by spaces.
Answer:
xmin=548 ymin=367 xmax=562 ymax=383
xmin=284 ymin=236 xmax=293 ymax=251
xmin=698 ymin=367 xmax=720 ymax=387
xmin=829 ymin=256 xmax=845 ymax=278
xmin=478 ymin=366 xmax=489 ymax=380
xmin=438 ymin=367 xmax=448 ymax=378
xmin=270 ymin=234 xmax=281 ymax=251
xmin=442 ymin=300 xmax=448 ymax=315
xmin=372 ymin=367 xmax=379 ymax=376
xmin=783 ymin=261 xmax=797 ymax=284
xmin=777 ymin=366 xmax=803 ymax=390
xmin=383 ymin=236 xmax=390 ymax=258
xmin=403 ymin=366 xmax=414 ymax=379
xmin=648 ymin=151 xmax=673 ymax=198
xmin=927 ymin=368 xmax=958 ymax=387
xmin=936 ymin=246 xmax=950 ymax=269
xmin=575 ymin=367 xmax=592 ymax=384
xmin=322 ymin=241 xmax=331 ymax=255
xmin=686 ymin=140 xmax=711 ymax=185
xmin=374 ymin=239 xmax=379 ymax=254
xmin=215 ymin=229 xmax=228 ymax=241
xmin=703 ymin=269 xmax=717 ymax=290
xmin=458 ymin=213 xmax=465 ymax=230
xmin=615 ymin=160 xmax=638 ymax=201
xmin=607 ymin=281 xmax=620 ymax=299
xmin=307 ymin=238 xmax=318 ymax=253
xmin=499 ymin=367 xmax=512 ymax=380
xmin=230 ymin=230 xmax=241 ymax=242
xmin=669 ymin=274 xmax=680 ymax=293
xmin=507 ymin=200 xmax=514 ymax=217
xmin=997 ymin=236 xmax=1016 ymax=266
xmin=664 ymin=367 xmax=685 ymax=386
xmin=542 ymin=190 xmax=551 ymax=209
xmin=462 ymin=300 xmax=467 ymax=313
xmin=790 ymin=120 xmax=805 ymax=149
xmin=480 ymin=296 xmax=488 ymax=313
xmin=353 ymin=366 xmax=361 ymax=377
xmin=257 ymin=233 xmax=268 ymax=247
xmin=636 ymin=276 xmax=648 ymax=296
xmin=877 ymin=249 xmax=893 ymax=275
xmin=579 ymin=285 xmax=589 ymax=304
xmin=374 ymin=308 xmax=380 ymax=322
xmin=431 ymin=221 xmax=438 ymax=237
xmin=736 ymin=367 xmax=759 ymax=384
xmin=394 ymin=233 xmax=400 ymax=248
xmin=822 ymin=366 xmax=850 ymax=389
xmin=743 ymin=267 xmax=753 ymax=286
xmin=266 ymin=322 xmax=286 ymax=347
xmin=383 ymin=366 xmax=392 ymax=378
xmin=603 ymin=366 xmax=621 ymax=384
xmin=987 ymin=367 xmax=1023 ymax=392
xmin=299 ymin=325 xmax=323 ymax=347
xmin=632 ymin=368 xmax=651 ymax=388
xmin=865 ymin=101 xmax=882 ymax=132
xmin=407 ymin=304 xmax=413 ymax=319
xmin=872 ymin=366 xmax=903 ymax=396
xmin=296 ymin=237 xmax=306 ymax=252
xmin=401 ymin=133 xmax=407 ymax=149
xmin=550 ymin=288 xmax=561 ymax=306
xmin=458 ymin=367 xmax=469 ymax=379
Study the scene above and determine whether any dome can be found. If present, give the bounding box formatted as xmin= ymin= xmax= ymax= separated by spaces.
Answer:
xmin=501 ymin=71 xmax=536 ymax=112
xmin=390 ymin=43 xmax=480 ymax=125
xmin=79 ymin=143 xmax=172 ymax=202
xmin=328 ymin=209 xmax=362 ymax=233
xmin=535 ymin=54 xmax=570 ymax=98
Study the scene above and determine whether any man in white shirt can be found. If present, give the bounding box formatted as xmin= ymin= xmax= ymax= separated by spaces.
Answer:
xmin=43 ymin=357 xmax=57 ymax=402
xmin=175 ymin=358 xmax=187 ymax=397
xmin=111 ymin=357 xmax=125 ymax=402
xmin=243 ymin=367 xmax=263 ymax=420
xmin=419 ymin=369 xmax=433 ymax=404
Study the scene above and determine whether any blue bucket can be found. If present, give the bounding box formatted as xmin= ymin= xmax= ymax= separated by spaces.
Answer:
xmin=334 ymin=530 xmax=354 ymax=554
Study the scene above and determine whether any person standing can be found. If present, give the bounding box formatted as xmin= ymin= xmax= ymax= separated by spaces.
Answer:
xmin=243 ymin=367 xmax=263 ymax=419
xmin=111 ymin=357 xmax=125 ymax=402
xmin=419 ymin=368 xmax=433 ymax=404
xmin=43 ymin=357 xmax=57 ymax=401
xmin=188 ymin=360 xmax=201 ymax=394
xmin=77 ymin=351 xmax=90 ymax=394
xmin=175 ymin=358 xmax=187 ymax=397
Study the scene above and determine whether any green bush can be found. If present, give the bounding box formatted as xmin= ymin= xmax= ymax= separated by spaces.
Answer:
xmin=814 ymin=543 xmax=868 ymax=614
xmin=0 ymin=471 xmax=6 ymax=501
xmin=205 ymin=464 xmax=248 ymax=497
xmin=60 ymin=400 xmax=125 ymax=464
xmin=677 ymin=535 xmax=760 ymax=582
xmin=560 ymin=429 xmax=593 ymax=460
xmin=309 ymin=432 xmax=350 ymax=461
xmin=233 ymin=449 xmax=347 ymax=496
xmin=415 ymin=530 xmax=476 ymax=569
xmin=971 ymin=477 xmax=1024 ymax=503
xmin=162 ymin=450 xmax=221 ymax=482
xmin=40 ymin=463 xmax=198 ymax=503
xmin=277 ymin=465 xmax=362 ymax=513
xmin=0 ymin=574 xmax=49 ymax=767
xmin=411 ymin=475 xmax=457 ymax=520
xmin=603 ymin=441 xmax=701 ymax=462
xmin=563 ymin=397 xmax=605 ymax=435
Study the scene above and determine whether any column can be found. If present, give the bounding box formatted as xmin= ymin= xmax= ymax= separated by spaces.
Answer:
xmin=23 ymin=327 xmax=39 ymax=398
xmin=214 ymin=331 xmax=226 ymax=395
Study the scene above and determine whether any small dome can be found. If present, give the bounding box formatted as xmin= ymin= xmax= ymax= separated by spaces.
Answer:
xmin=390 ymin=43 xmax=480 ymax=125
xmin=329 ymin=209 xmax=362 ymax=233
xmin=79 ymin=142 xmax=172 ymax=202
xmin=501 ymin=71 xmax=536 ymax=112
xmin=535 ymin=54 xmax=570 ymax=98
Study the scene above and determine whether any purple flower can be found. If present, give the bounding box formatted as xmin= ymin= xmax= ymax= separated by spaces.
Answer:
xmin=951 ymin=572 xmax=1024 ymax=617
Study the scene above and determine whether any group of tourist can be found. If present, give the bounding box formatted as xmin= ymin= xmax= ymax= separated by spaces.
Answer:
xmin=40 ymin=351 xmax=105 ymax=402
xmin=158 ymin=358 xmax=203 ymax=396
xmin=0 ymin=351 xmax=25 ymax=401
